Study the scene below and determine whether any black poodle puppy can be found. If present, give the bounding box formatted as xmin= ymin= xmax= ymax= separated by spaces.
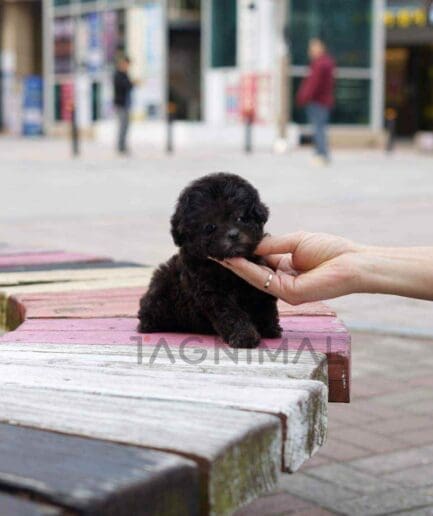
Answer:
xmin=137 ymin=172 xmax=282 ymax=348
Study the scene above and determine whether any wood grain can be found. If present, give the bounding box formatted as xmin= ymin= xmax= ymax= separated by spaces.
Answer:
xmin=0 ymin=386 xmax=281 ymax=516
xmin=0 ymin=343 xmax=327 ymax=472
xmin=1 ymin=313 xmax=350 ymax=402
xmin=0 ymin=266 xmax=151 ymax=287
xmin=0 ymin=260 xmax=140 ymax=273
xmin=0 ymin=252 xmax=110 ymax=268
xmin=0 ymin=423 xmax=199 ymax=516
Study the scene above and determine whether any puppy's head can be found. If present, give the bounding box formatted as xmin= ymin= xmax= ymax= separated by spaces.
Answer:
xmin=171 ymin=172 xmax=268 ymax=260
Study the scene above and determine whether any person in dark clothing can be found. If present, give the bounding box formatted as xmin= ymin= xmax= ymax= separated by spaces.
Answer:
xmin=113 ymin=56 xmax=134 ymax=154
xmin=296 ymin=39 xmax=335 ymax=165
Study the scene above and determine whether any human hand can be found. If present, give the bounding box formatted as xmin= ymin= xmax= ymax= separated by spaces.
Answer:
xmin=216 ymin=232 xmax=363 ymax=305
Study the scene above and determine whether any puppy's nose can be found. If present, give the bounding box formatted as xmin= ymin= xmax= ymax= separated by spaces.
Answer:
xmin=227 ymin=228 xmax=240 ymax=241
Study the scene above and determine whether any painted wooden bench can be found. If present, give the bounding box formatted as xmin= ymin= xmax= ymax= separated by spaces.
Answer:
xmin=0 ymin=247 xmax=351 ymax=515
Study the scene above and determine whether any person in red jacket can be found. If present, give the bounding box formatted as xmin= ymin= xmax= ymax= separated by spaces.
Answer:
xmin=296 ymin=38 xmax=335 ymax=164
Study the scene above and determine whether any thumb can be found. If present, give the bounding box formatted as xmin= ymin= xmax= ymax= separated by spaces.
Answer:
xmin=255 ymin=232 xmax=307 ymax=256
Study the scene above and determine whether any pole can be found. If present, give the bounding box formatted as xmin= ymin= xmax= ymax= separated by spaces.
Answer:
xmin=71 ymin=104 xmax=79 ymax=156
xmin=244 ymin=112 xmax=253 ymax=153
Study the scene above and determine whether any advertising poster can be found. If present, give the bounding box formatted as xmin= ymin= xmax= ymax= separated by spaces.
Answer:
xmin=60 ymin=82 xmax=74 ymax=121
xmin=142 ymin=3 xmax=164 ymax=119
xmin=127 ymin=3 xmax=164 ymax=120
xmin=22 ymin=76 xmax=43 ymax=136
xmin=86 ymin=13 xmax=103 ymax=73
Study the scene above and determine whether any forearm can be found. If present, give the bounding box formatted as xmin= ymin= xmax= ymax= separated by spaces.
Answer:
xmin=356 ymin=246 xmax=433 ymax=300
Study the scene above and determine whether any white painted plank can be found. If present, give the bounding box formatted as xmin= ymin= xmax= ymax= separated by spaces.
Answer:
xmin=0 ymin=343 xmax=327 ymax=384
xmin=0 ymin=267 xmax=153 ymax=287
xmin=0 ymin=384 xmax=280 ymax=516
xmin=0 ymin=344 xmax=327 ymax=472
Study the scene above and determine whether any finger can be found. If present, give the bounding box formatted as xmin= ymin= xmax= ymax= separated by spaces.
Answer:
xmin=218 ymin=257 xmax=279 ymax=295
xmin=263 ymin=254 xmax=297 ymax=274
xmin=255 ymin=232 xmax=308 ymax=256
xmin=262 ymin=254 xmax=285 ymax=269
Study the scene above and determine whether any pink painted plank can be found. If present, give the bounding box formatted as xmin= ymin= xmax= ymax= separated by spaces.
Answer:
xmin=17 ymin=316 xmax=347 ymax=334
xmin=278 ymin=300 xmax=335 ymax=317
xmin=0 ymin=327 xmax=349 ymax=353
xmin=0 ymin=316 xmax=350 ymax=402
xmin=0 ymin=252 xmax=110 ymax=268
xmin=11 ymin=294 xmax=333 ymax=322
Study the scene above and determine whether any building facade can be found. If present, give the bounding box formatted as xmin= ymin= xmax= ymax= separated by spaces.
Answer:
xmin=2 ymin=0 xmax=389 ymax=144
xmin=0 ymin=0 xmax=43 ymax=134
xmin=204 ymin=0 xmax=385 ymax=139
xmin=384 ymin=0 xmax=433 ymax=135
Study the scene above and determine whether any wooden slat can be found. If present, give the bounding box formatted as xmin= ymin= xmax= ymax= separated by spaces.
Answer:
xmin=0 ymin=315 xmax=349 ymax=402
xmin=0 ymin=252 xmax=110 ymax=268
xmin=1 ymin=279 xmax=151 ymax=329
xmin=0 ymin=386 xmax=281 ymax=516
xmin=0 ymin=343 xmax=328 ymax=472
xmin=0 ymin=423 xmax=199 ymax=516
xmin=278 ymin=300 xmax=336 ymax=317
xmin=0 ymin=266 xmax=152 ymax=287
xmin=0 ymin=260 xmax=140 ymax=274
xmin=0 ymin=493 xmax=61 ymax=516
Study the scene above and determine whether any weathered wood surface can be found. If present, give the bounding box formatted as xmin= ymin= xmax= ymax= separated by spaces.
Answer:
xmin=0 ymin=260 xmax=140 ymax=273
xmin=0 ymin=252 xmax=110 ymax=268
xmin=0 ymin=493 xmax=60 ymax=516
xmin=0 ymin=386 xmax=281 ymax=516
xmin=1 ymin=279 xmax=151 ymax=329
xmin=0 ymin=341 xmax=327 ymax=381
xmin=0 ymin=423 xmax=199 ymax=516
xmin=1 ymin=314 xmax=350 ymax=402
xmin=0 ymin=266 xmax=150 ymax=287
xmin=278 ymin=300 xmax=336 ymax=317
xmin=0 ymin=343 xmax=328 ymax=472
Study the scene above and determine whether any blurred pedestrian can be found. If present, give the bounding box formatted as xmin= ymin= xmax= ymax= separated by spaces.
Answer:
xmin=296 ymin=38 xmax=335 ymax=166
xmin=113 ymin=56 xmax=134 ymax=155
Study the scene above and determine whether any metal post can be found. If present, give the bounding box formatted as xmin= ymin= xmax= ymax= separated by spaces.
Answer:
xmin=71 ymin=104 xmax=79 ymax=156
xmin=244 ymin=112 xmax=253 ymax=153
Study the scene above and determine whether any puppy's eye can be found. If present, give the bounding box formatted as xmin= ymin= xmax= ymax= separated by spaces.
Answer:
xmin=236 ymin=215 xmax=249 ymax=223
xmin=204 ymin=223 xmax=217 ymax=235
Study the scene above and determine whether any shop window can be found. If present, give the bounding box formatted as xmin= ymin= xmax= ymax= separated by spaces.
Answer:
xmin=291 ymin=77 xmax=371 ymax=125
xmin=289 ymin=0 xmax=372 ymax=68
xmin=211 ymin=0 xmax=236 ymax=68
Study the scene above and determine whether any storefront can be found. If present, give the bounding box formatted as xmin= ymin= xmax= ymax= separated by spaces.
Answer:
xmin=204 ymin=0 xmax=385 ymax=135
xmin=0 ymin=0 xmax=43 ymax=135
xmin=385 ymin=0 xmax=433 ymax=136
xmin=43 ymin=0 xmax=200 ymax=132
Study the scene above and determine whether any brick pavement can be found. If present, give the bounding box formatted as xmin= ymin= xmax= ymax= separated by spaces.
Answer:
xmin=236 ymin=332 xmax=433 ymax=515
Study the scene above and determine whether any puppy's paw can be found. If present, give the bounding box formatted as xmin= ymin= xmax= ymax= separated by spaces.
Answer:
xmin=228 ymin=327 xmax=261 ymax=349
xmin=260 ymin=323 xmax=283 ymax=339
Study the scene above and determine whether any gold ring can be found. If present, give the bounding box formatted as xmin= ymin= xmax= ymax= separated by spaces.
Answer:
xmin=264 ymin=272 xmax=273 ymax=289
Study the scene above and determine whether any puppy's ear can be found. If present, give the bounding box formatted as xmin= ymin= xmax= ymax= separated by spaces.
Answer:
xmin=170 ymin=209 xmax=184 ymax=246
xmin=252 ymin=201 xmax=269 ymax=225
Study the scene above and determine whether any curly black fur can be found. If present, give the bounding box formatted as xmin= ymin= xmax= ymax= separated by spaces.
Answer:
xmin=137 ymin=173 xmax=282 ymax=348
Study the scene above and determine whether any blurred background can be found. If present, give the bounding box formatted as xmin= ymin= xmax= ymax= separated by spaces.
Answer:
xmin=0 ymin=0 xmax=432 ymax=150
xmin=1 ymin=3 xmax=433 ymax=514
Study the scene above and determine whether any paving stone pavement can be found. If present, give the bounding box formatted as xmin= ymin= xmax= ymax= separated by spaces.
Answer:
xmin=1 ymin=137 xmax=433 ymax=515
xmin=236 ymin=332 xmax=433 ymax=515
